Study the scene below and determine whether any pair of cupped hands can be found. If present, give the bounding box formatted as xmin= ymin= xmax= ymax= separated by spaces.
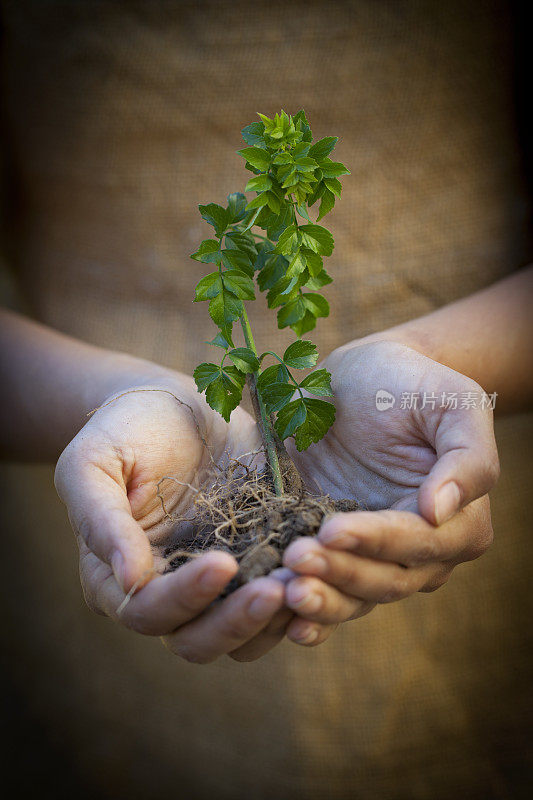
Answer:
xmin=55 ymin=340 xmax=499 ymax=663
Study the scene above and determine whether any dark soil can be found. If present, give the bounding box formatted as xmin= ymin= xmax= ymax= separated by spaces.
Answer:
xmin=160 ymin=436 xmax=358 ymax=593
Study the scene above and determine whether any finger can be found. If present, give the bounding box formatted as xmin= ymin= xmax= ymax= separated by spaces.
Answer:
xmin=228 ymin=608 xmax=294 ymax=662
xmin=161 ymin=577 xmax=285 ymax=663
xmin=79 ymin=545 xmax=239 ymax=635
xmin=286 ymin=618 xmax=338 ymax=647
xmin=318 ymin=497 xmax=492 ymax=565
xmin=56 ymin=444 xmax=153 ymax=592
xmin=285 ymin=575 xmax=375 ymax=624
xmin=284 ymin=538 xmax=434 ymax=602
xmin=418 ymin=404 xmax=499 ymax=525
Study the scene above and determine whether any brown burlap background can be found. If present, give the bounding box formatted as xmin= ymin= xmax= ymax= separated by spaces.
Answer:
xmin=1 ymin=1 xmax=532 ymax=797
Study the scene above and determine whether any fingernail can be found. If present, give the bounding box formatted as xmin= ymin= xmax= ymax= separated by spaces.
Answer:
xmin=248 ymin=593 xmax=279 ymax=621
xmin=293 ymin=626 xmax=319 ymax=645
xmin=286 ymin=552 xmax=327 ymax=573
xmin=199 ymin=567 xmax=229 ymax=592
xmin=111 ymin=550 xmax=126 ymax=592
xmin=434 ymin=481 xmax=461 ymax=525
xmin=287 ymin=587 xmax=323 ymax=612
xmin=320 ymin=530 xmax=358 ymax=549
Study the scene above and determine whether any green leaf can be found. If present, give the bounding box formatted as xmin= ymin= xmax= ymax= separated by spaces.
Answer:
xmin=254 ymin=240 xmax=275 ymax=271
xmin=266 ymin=191 xmax=281 ymax=214
xmin=222 ymin=270 xmax=255 ymax=300
xmin=205 ymin=375 xmax=243 ymax=422
xmin=260 ymin=382 xmax=297 ymax=414
xmin=257 ymin=254 xmax=288 ymax=291
xmin=221 ymin=249 xmax=254 ymax=277
xmin=238 ymin=146 xmax=271 ymax=171
xmin=245 ymin=174 xmax=272 ymax=192
xmin=280 ymin=169 xmax=299 ymax=189
xmin=199 ymin=203 xmax=229 ymax=236
xmin=245 ymin=193 xmax=270 ymax=212
xmin=225 ymin=232 xmax=258 ymax=261
xmin=194 ymin=272 xmax=222 ymax=301
xmin=257 ymin=363 xmax=290 ymax=392
xmin=274 ymin=224 xmax=299 ymax=255
xmin=308 ymin=137 xmax=338 ymax=161
xmin=241 ymin=207 xmax=261 ymax=232
xmin=302 ymin=292 xmax=330 ymax=318
xmin=283 ymin=339 xmax=319 ymax=369
xmin=267 ymin=276 xmax=298 ymax=309
xmin=207 ymin=331 xmax=233 ymax=349
xmin=190 ymin=239 xmax=222 ymax=264
xmin=193 ymin=363 xmax=221 ymax=392
xmin=317 ymin=188 xmax=335 ymax=221
xmin=293 ymin=109 xmax=313 ymax=142
xmin=298 ymin=224 xmax=334 ymax=256
xmin=286 ymin=251 xmax=307 ymax=280
xmin=291 ymin=310 xmax=317 ymax=337
xmin=302 ymin=250 xmax=323 ymax=277
xmin=264 ymin=203 xmax=294 ymax=241
xmin=221 ymin=365 xmax=246 ymax=390
xmin=208 ymin=290 xmax=243 ymax=329
xmin=307 ymin=181 xmax=325 ymax=207
xmin=241 ymin=121 xmax=266 ymax=147
xmin=318 ymin=159 xmax=350 ymax=178
xmin=299 ymin=368 xmax=333 ymax=396
xmin=292 ymin=142 xmax=311 ymax=158
xmin=228 ymin=347 xmax=260 ymax=373
xmin=277 ymin=296 xmax=307 ymax=328
xmin=304 ymin=268 xmax=332 ymax=290
xmin=324 ymin=177 xmax=342 ymax=197
xmin=274 ymin=398 xmax=307 ymax=440
xmin=226 ymin=192 xmax=247 ymax=223
xmin=293 ymin=398 xmax=336 ymax=451
xmin=294 ymin=156 xmax=319 ymax=172
xmin=295 ymin=203 xmax=311 ymax=222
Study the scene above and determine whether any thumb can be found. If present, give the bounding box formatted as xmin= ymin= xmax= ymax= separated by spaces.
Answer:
xmin=55 ymin=445 xmax=154 ymax=593
xmin=418 ymin=406 xmax=500 ymax=526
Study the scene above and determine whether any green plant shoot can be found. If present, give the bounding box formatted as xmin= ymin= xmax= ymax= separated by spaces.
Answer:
xmin=191 ymin=110 xmax=350 ymax=492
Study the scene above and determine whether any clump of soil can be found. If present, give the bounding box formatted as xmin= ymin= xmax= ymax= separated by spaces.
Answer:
xmin=158 ymin=437 xmax=358 ymax=594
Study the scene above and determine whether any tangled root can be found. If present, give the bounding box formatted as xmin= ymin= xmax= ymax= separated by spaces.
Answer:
xmin=157 ymin=453 xmax=358 ymax=593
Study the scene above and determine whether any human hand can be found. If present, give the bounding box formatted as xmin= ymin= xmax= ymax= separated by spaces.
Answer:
xmin=282 ymin=340 xmax=499 ymax=645
xmin=55 ymin=373 xmax=289 ymax=663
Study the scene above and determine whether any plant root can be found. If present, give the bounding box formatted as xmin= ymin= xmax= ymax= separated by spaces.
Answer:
xmin=158 ymin=454 xmax=358 ymax=595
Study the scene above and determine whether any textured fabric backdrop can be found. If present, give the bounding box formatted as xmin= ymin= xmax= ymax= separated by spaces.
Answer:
xmin=1 ymin=1 xmax=532 ymax=798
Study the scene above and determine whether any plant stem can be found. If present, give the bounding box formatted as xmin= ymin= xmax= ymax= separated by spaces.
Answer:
xmin=239 ymin=308 xmax=284 ymax=496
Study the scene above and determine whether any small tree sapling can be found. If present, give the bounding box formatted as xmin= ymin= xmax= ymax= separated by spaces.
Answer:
xmin=192 ymin=110 xmax=350 ymax=496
